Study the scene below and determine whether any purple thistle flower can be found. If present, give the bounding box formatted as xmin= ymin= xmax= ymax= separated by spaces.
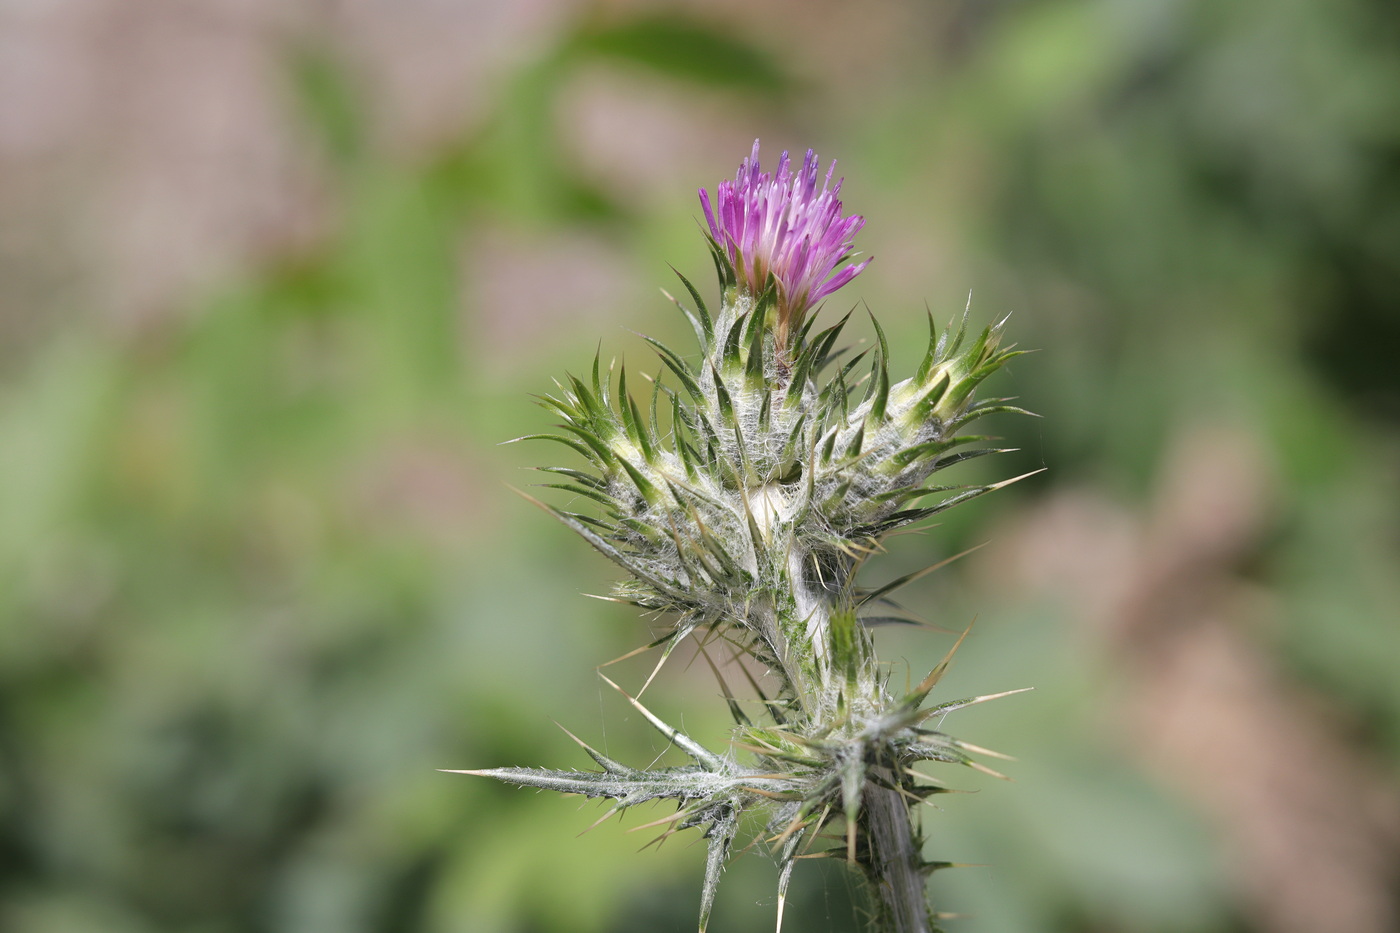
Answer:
xmin=699 ymin=140 xmax=871 ymax=346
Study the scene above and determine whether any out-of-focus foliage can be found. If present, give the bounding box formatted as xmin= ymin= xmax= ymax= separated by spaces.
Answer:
xmin=0 ymin=2 xmax=1396 ymax=933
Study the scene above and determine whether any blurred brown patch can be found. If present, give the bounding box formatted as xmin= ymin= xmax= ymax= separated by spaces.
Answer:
xmin=988 ymin=425 xmax=1400 ymax=933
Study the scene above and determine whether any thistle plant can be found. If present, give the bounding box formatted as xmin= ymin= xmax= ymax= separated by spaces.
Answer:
xmin=451 ymin=141 xmax=1033 ymax=933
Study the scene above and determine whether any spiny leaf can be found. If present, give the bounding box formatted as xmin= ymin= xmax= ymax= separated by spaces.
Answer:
xmin=818 ymin=426 xmax=839 ymax=464
xmin=746 ymin=317 xmax=767 ymax=389
xmin=911 ymin=371 xmax=952 ymax=422
xmin=811 ymin=310 xmax=854 ymax=370
xmin=889 ymin=436 xmax=956 ymax=470
xmin=695 ymin=643 xmax=751 ymax=726
xmin=507 ymin=432 xmax=598 ymax=462
xmin=673 ymin=266 xmax=713 ymax=334
xmin=904 ymin=621 xmax=974 ymax=711
xmin=534 ymin=392 xmax=582 ymax=421
xmin=598 ymin=673 xmax=726 ymax=771
xmin=639 ymin=332 xmax=705 ymax=401
xmin=648 ymin=368 xmax=663 ymax=440
xmin=866 ymin=313 xmax=891 ymax=422
xmin=523 ymin=492 xmax=684 ymax=598
xmin=441 ymin=765 xmax=684 ymax=801
xmin=774 ymin=825 xmax=808 ymax=933
xmin=840 ymin=755 xmax=864 ymax=863
xmin=698 ymin=806 xmax=738 ymax=933
xmin=628 ymin=393 xmax=657 ymax=463
xmin=616 ymin=454 xmax=661 ymax=504
xmin=777 ymin=412 xmax=810 ymax=468
xmin=711 ymin=364 xmax=735 ymax=424
xmin=826 ymin=350 xmax=869 ymax=405
xmin=590 ymin=354 xmax=610 ymax=413
xmin=532 ymin=465 xmax=605 ymax=487
xmin=749 ymin=280 xmax=778 ymax=342
xmin=942 ymin=295 xmax=971 ymax=359
xmin=915 ymin=310 xmax=940 ymax=383
xmin=916 ymin=468 xmax=1045 ymax=517
xmin=634 ymin=615 xmax=705 ymax=700
xmin=706 ymin=235 xmax=735 ymax=291
xmin=618 ymin=367 xmax=658 ymax=463
xmin=555 ymin=722 xmax=637 ymax=775
xmin=857 ymin=543 xmax=987 ymax=608
xmin=784 ymin=343 xmax=817 ymax=406
xmin=925 ymin=447 xmax=1017 ymax=471
xmin=560 ymin=510 xmax=619 ymax=533
xmin=940 ymin=374 xmax=983 ymax=415
xmin=843 ymin=422 xmax=866 ymax=459
xmin=796 ymin=302 xmax=835 ymax=347
xmin=535 ymin=482 xmax=616 ymax=506
xmin=672 ymin=395 xmax=700 ymax=480
xmin=661 ymin=286 xmax=707 ymax=348
xmin=720 ymin=308 xmax=747 ymax=368
xmin=960 ymin=325 xmax=995 ymax=373
xmin=918 ymin=688 xmax=1033 ymax=722
xmin=821 ymin=478 xmax=853 ymax=513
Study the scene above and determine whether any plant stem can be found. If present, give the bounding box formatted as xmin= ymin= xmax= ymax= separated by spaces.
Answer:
xmin=862 ymin=774 xmax=934 ymax=933
xmin=785 ymin=556 xmax=936 ymax=932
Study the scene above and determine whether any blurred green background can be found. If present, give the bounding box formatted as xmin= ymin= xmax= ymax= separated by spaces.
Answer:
xmin=1 ymin=1 xmax=1397 ymax=931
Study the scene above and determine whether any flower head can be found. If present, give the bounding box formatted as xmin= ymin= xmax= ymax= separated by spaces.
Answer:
xmin=700 ymin=140 xmax=870 ymax=347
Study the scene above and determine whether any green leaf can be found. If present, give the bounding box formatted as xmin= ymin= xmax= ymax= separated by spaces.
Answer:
xmin=699 ymin=806 xmax=738 ymax=933
xmin=616 ymin=454 xmax=661 ymax=504
xmin=510 ymin=432 xmax=601 ymax=463
xmin=912 ymin=372 xmax=952 ymax=422
xmin=857 ymin=544 xmax=986 ymax=608
xmin=711 ymin=364 xmax=735 ymax=425
xmin=639 ymin=333 xmax=704 ymax=401
xmin=866 ymin=313 xmax=891 ymax=422
xmin=720 ymin=310 xmax=747 ymax=371
xmin=669 ymin=266 xmax=713 ymax=340
xmin=706 ymin=236 xmax=735 ymax=291
xmin=598 ymin=673 xmax=726 ymax=771
xmin=536 ymin=482 xmax=616 ymax=507
xmin=778 ymin=413 xmax=810 ymax=467
xmin=745 ymin=302 xmax=768 ymax=389
xmin=843 ymin=422 xmax=866 ymax=459
xmin=559 ymin=423 xmax=618 ymax=465
xmin=916 ymin=311 xmax=940 ymax=383
xmin=532 ymin=466 xmax=605 ymax=488
xmin=810 ymin=311 xmax=854 ymax=373
xmin=573 ymin=14 xmax=790 ymax=94
xmin=543 ymin=503 xmax=684 ymax=598
xmin=287 ymin=44 xmax=365 ymax=167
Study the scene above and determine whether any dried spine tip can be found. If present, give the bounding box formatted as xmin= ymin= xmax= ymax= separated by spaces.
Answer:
xmin=461 ymin=141 xmax=1033 ymax=933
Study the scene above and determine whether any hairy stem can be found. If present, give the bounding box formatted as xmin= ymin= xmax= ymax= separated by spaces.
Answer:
xmin=786 ymin=556 xmax=935 ymax=932
xmin=862 ymin=775 xmax=934 ymax=933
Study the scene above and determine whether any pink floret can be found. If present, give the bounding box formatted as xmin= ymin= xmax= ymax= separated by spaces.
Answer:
xmin=700 ymin=140 xmax=870 ymax=334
